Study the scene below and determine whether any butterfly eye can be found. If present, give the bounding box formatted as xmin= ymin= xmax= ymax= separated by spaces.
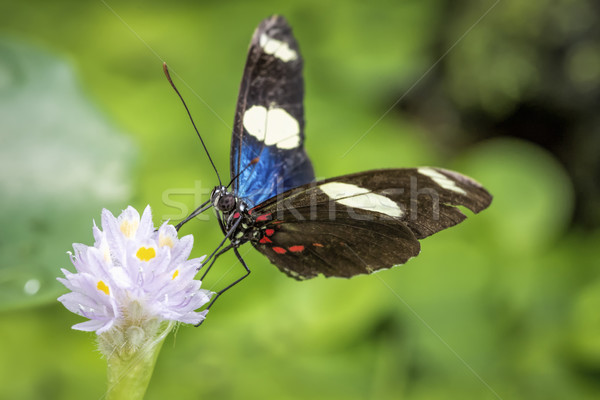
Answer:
xmin=217 ymin=194 xmax=236 ymax=212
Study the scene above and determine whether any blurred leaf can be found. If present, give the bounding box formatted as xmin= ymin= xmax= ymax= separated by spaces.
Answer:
xmin=569 ymin=273 xmax=600 ymax=364
xmin=455 ymin=137 xmax=574 ymax=254
xmin=0 ymin=38 xmax=136 ymax=310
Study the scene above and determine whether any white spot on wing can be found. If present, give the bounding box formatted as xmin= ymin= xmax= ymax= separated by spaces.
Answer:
xmin=418 ymin=167 xmax=467 ymax=195
xmin=259 ymin=33 xmax=298 ymax=62
xmin=320 ymin=182 xmax=403 ymax=217
xmin=243 ymin=105 xmax=300 ymax=149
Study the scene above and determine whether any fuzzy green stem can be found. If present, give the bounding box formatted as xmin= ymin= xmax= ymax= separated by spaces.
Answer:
xmin=105 ymin=337 xmax=164 ymax=399
xmin=100 ymin=318 xmax=175 ymax=400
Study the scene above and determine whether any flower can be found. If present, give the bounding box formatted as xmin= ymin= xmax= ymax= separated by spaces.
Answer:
xmin=58 ymin=205 xmax=213 ymax=334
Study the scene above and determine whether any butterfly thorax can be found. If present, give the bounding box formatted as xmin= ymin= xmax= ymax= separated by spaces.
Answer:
xmin=211 ymin=186 xmax=258 ymax=246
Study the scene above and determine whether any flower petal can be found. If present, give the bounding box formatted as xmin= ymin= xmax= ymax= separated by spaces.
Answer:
xmin=72 ymin=318 xmax=114 ymax=333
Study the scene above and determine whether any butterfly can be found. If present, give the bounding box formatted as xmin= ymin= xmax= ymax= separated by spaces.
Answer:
xmin=169 ymin=15 xmax=492 ymax=315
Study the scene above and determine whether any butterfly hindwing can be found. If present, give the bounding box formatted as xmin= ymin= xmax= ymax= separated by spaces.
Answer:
xmin=252 ymin=206 xmax=421 ymax=280
xmin=231 ymin=15 xmax=314 ymax=207
xmin=250 ymin=168 xmax=492 ymax=280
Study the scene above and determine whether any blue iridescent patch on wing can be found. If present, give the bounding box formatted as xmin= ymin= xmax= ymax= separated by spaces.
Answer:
xmin=232 ymin=135 xmax=314 ymax=207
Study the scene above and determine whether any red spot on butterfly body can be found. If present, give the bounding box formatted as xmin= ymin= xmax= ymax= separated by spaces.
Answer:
xmin=259 ymin=237 xmax=272 ymax=244
xmin=265 ymin=229 xmax=275 ymax=236
xmin=312 ymin=243 xmax=324 ymax=247
xmin=273 ymin=247 xmax=286 ymax=254
xmin=256 ymin=213 xmax=271 ymax=222
xmin=288 ymin=245 xmax=305 ymax=252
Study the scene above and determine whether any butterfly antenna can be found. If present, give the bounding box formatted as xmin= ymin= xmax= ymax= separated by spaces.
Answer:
xmin=163 ymin=63 xmax=222 ymax=186
xmin=227 ymin=157 xmax=259 ymax=189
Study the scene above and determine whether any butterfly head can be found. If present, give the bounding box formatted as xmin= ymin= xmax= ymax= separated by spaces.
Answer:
xmin=211 ymin=185 xmax=237 ymax=213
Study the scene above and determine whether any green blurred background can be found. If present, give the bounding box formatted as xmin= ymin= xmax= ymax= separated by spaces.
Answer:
xmin=1 ymin=0 xmax=599 ymax=399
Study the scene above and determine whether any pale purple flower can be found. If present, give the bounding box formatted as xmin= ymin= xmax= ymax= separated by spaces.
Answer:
xmin=58 ymin=205 xmax=213 ymax=334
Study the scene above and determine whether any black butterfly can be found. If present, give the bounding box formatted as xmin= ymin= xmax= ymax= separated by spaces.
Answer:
xmin=170 ymin=15 xmax=492 ymax=314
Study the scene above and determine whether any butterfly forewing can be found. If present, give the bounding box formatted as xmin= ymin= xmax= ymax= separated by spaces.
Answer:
xmin=231 ymin=15 xmax=314 ymax=207
xmin=250 ymin=168 xmax=492 ymax=280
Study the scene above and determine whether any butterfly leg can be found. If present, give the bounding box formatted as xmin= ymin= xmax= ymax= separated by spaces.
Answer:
xmin=200 ymin=243 xmax=234 ymax=280
xmin=175 ymin=198 xmax=212 ymax=231
xmin=199 ymin=217 xmax=243 ymax=278
xmin=195 ymin=247 xmax=251 ymax=327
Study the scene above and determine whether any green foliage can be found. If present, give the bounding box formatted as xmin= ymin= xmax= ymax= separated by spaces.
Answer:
xmin=0 ymin=38 xmax=136 ymax=311
xmin=0 ymin=1 xmax=598 ymax=399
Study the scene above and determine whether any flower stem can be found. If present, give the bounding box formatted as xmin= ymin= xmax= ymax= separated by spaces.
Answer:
xmin=104 ymin=321 xmax=174 ymax=400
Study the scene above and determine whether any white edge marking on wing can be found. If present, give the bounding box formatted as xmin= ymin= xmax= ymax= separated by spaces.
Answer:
xmin=259 ymin=33 xmax=298 ymax=62
xmin=418 ymin=167 xmax=467 ymax=195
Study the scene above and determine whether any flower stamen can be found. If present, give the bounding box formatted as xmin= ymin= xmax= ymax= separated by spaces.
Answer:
xmin=97 ymin=280 xmax=110 ymax=295
xmin=159 ymin=233 xmax=174 ymax=248
xmin=136 ymin=247 xmax=156 ymax=261
xmin=120 ymin=219 xmax=138 ymax=238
